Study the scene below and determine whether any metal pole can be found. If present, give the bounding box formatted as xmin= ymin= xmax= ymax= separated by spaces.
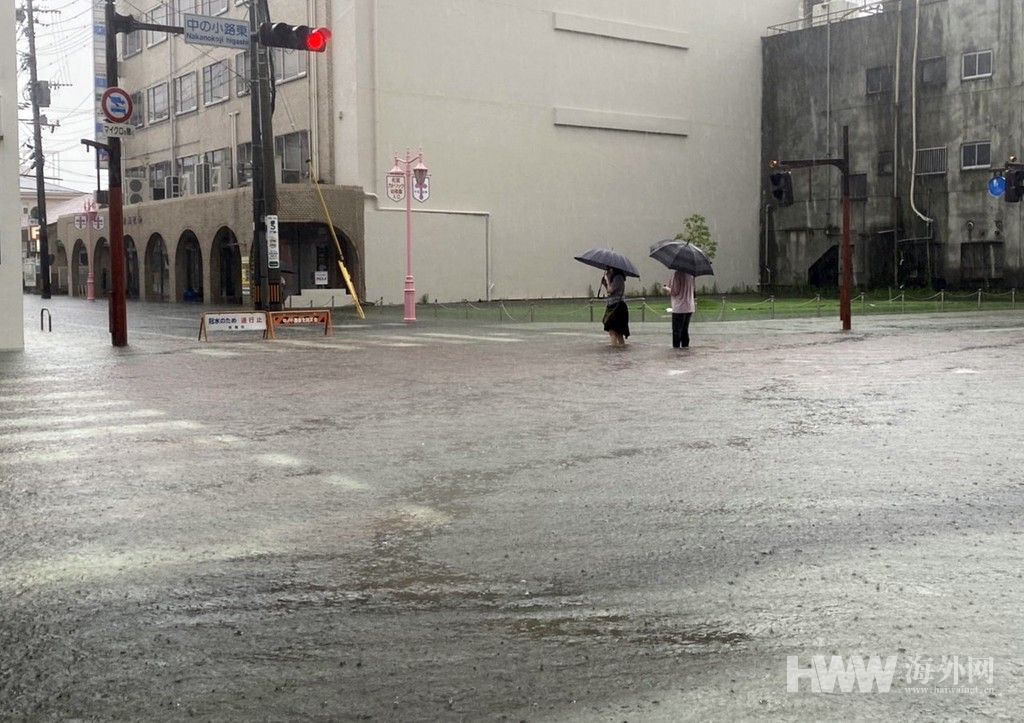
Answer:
xmin=403 ymin=152 xmax=416 ymax=322
xmin=839 ymin=126 xmax=853 ymax=331
xmin=977 ymin=288 xmax=982 ymax=310
xmin=248 ymin=5 xmax=267 ymax=310
xmin=26 ymin=0 xmax=51 ymax=299
xmin=105 ymin=0 xmax=127 ymax=346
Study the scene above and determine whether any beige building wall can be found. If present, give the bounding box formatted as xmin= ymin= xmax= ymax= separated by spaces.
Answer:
xmin=1 ymin=0 xmax=24 ymax=351
xmin=335 ymin=0 xmax=796 ymax=303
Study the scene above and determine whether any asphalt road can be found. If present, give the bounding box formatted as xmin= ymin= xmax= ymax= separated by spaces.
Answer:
xmin=2 ymin=296 xmax=1023 ymax=720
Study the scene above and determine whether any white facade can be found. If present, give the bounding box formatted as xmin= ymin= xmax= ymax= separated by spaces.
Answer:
xmin=335 ymin=0 xmax=795 ymax=302
xmin=1 ymin=0 xmax=24 ymax=351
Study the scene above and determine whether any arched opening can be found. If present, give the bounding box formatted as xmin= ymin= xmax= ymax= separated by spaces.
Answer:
xmin=175 ymin=231 xmax=204 ymax=302
xmin=279 ymin=222 xmax=362 ymax=301
xmin=94 ymin=237 xmax=111 ymax=297
xmin=70 ymin=239 xmax=87 ymax=297
xmin=210 ymin=227 xmax=242 ymax=304
xmin=124 ymin=236 xmax=140 ymax=300
xmin=145 ymin=234 xmax=170 ymax=302
xmin=52 ymin=241 xmax=69 ymax=295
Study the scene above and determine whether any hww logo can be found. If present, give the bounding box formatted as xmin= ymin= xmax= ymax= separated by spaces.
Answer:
xmin=787 ymin=655 xmax=899 ymax=693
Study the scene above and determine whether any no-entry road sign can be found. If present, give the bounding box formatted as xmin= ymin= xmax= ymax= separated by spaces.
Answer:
xmin=101 ymin=87 xmax=133 ymax=124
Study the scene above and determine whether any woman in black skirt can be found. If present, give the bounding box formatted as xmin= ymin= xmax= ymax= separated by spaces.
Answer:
xmin=601 ymin=267 xmax=630 ymax=347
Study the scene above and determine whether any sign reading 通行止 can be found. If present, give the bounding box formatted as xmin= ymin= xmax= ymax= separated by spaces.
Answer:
xmin=198 ymin=311 xmax=270 ymax=341
xmin=183 ymin=13 xmax=250 ymax=50
xmin=266 ymin=214 xmax=280 ymax=269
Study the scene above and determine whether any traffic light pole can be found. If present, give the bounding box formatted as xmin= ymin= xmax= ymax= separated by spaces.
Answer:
xmin=104 ymin=0 xmax=128 ymax=346
xmin=772 ymin=125 xmax=853 ymax=331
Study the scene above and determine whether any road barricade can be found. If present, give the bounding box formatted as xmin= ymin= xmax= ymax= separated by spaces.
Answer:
xmin=198 ymin=311 xmax=271 ymax=341
xmin=267 ymin=309 xmax=332 ymax=339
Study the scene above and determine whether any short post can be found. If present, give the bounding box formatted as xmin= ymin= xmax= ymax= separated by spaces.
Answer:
xmin=465 ymin=303 xmax=470 ymax=320
xmin=1013 ymin=288 xmax=1017 ymax=309
xmin=940 ymin=290 xmax=945 ymax=312
xmin=816 ymin=294 xmax=821 ymax=317
xmin=901 ymin=292 xmax=905 ymax=314
xmin=589 ymin=302 xmax=594 ymax=323
xmin=770 ymin=295 xmax=775 ymax=319
xmin=530 ymin=304 xmax=535 ymax=323
xmin=978 ymin=288 xmax=982 ymax=310
xmin=860 ymin=292 xmax=866 ymax=315
xmin=720 ymin=295 xmax=726 ymax=322
xmin=641 ymin=302 xmax=646 ymax=323
xmin=434 ymin=303 xmax=439 ymax=319
xmin=40 ymin=308 xmax=52 ymax=332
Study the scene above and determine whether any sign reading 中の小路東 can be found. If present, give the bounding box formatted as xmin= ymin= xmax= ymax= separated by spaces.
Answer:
xmin=183 ymin=13 xmax=250 ymax=50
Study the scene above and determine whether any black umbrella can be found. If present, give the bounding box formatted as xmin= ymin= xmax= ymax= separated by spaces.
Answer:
xmin=649 ymin=239 xmax=714 ymax=277
xmin=573 ymin=248 xmax=640 ymax=278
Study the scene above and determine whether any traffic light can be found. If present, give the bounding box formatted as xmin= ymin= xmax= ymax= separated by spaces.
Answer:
xmin=1004 ymin=169 xmax=1024 ymax=203
xmin=768 ymin=170 xmax=794 ymax=207
xmin=258 ymin=23 xmax=331 ymax=52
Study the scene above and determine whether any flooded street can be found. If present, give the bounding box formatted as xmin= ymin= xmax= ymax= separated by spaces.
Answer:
xmin=2 ymin=297 xmax=1023 ymax=720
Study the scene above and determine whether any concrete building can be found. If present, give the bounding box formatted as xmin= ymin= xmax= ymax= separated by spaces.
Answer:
xmin=2 ymin=1 xmax=24 ymax=351
xmin=762 ymin=0 xmax=1024 ymax=290
xmin=56 ymin=0 xmax=363 ymax=306
xmin=339 ymin=0 xmax=796 ymax=302
xmin=63 ymin=0 xmax=797 ymax=306
xmin=19 ymin=177 xmax=83 ymax=293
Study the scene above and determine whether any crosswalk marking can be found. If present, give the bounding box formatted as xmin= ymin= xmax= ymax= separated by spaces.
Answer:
xmin=4 ymin=419 xmax=204 ymax=444
xmin=0 ymin=408 xmax=165 ymax=431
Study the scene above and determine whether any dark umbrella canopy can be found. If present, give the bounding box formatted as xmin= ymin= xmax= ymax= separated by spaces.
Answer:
xmin=574 ymin=248 xmax=640 ymax=278
xmin=649 ymin=239 xmax=715 ymax=277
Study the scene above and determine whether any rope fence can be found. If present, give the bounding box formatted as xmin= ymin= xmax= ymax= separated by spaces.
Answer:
xmin=334 ymin=288 xmax=1021 ymax=324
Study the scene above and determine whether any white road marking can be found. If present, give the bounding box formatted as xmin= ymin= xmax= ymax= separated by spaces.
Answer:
xmin=324 ymin=474 xmax=369 ymax=490
xmin=418 ymin=333 xmax=522 ymax=343
xmin=0 ymin=389 xmax=106 ymax=404
xmin=272 ymin=339 xmax=364 ymax=351
xmin=951 ymin=368 xmax=981 ymax=375
xmin=544 ymin=331 xmax=593 ymax=337
xmin=256 ymin=453 xmax=306 ymax=467
xmin=4 ymin=420 xmax=204 ymax=444
xmin=667 ymin=369 xmax=691 ymax=376
xmin=0 ymin=408 xmax=165 ymax=430
xmin=192 ymin=348 xmax=241 ymax=357
xmin=0 ymin=399 xmax=134 ymax=417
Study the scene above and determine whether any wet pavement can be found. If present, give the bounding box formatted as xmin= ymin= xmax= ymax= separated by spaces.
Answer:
xmin=2 ymin=295 xmax=1023 ymax=720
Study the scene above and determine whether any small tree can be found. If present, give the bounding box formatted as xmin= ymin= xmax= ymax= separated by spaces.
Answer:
xmin=675 ymin=213 xmax=716 ymax=260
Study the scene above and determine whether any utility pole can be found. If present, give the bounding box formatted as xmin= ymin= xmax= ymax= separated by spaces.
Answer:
xmin=25 ymin=0 xmax=52 ymax=299
xmin=103 ymin=0 xmax=127 ymax=346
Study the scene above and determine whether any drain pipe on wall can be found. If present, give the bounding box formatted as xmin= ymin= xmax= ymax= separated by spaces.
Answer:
xmin=909 ymin=0 xmax=934 ymax=227
xmin=892 ymin=0 xmax=902 ymax=286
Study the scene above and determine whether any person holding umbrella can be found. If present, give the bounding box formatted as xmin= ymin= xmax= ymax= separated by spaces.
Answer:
xmin=663 ymin=269 xmax=695 ymax=348
xmin=573 ymin=248 xmax=640 ymax=348
xmin=649 ymin=237 xmax=714 ymax=349
xmin=601 ymin=266 xmax=630 ymax=347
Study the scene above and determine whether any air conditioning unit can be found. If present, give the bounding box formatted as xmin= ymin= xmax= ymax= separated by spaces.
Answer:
xmin=126 ymin=178 xmax=149 ymax=205
xmin=164 ymin=175 xmax=180 ymax=199
xmin=195 ymin=162 xmax=212 ymax=194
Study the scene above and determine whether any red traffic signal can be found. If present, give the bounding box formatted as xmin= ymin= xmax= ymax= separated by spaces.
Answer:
xmin=258 ymin=23 xmax=331 ymax=53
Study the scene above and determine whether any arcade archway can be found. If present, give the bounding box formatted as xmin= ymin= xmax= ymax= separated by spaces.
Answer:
xmin=145 ymin=234 xmax=170 ymax=302
xmin=175 ymin=231 xmax=203 ymax=302
xmin=210 ymin=227 xmax=242 ymax=304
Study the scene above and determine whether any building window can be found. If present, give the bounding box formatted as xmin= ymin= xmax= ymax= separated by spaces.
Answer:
xmin=146 ymin=4 xmax=168 ymax=47
xmin=203 ymin=147 xmax=232 ymax=191
xmin=962 ymin=141 xmax=991 ymax=170
xmin=866 ymin=65 xmax=893 ymax=94
xmin=174 ymin=72 xmax=197 ymax=115
xmin=176 ymin=154 xmax=199 ymax=177
xmin=174 ymin=0 xmax=195 ymax=25
xmin=272 ymin=47 xmax=308 ymax=84
xmin=202 ymin=61 xmax=230 ymax=105
xmin=848 ymin=173 xmax=868 ymax=200
xmin=919 ymin=56 xmax=946 ymax=87
xmin=235 ymin=51 xmax=250 ymax=96
xmin=122 ymin=27 xmax=142 ymax=58
xmin=199 ymin=0 xmax=228 ymax=15
xmin=149 ymin=161 xmax=171 ymax=200
xmin=877 ymin=150 xmax=894 ymax=177
xmin=962 ymin=50 xmax=993 ymax=80
xmin=237 ymin=142 xmax=252 ymax=186
xmin=130 ymin=91 xmax=145 ymax=128
xmin=915 ymin=147 xmax=947 ymax=176
xmin=274 ymin=131 xmax=310 ymax=183
xmin=146 ymin=83 xmax=169 ymax=123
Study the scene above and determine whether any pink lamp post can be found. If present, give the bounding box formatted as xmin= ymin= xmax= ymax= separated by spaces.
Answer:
xmin=387 ymin=150 xmax=430 ymax=322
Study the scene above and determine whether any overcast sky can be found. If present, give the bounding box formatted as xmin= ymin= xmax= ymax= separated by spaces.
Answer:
xmin=17 ymin=0 xmax=101 ymax=192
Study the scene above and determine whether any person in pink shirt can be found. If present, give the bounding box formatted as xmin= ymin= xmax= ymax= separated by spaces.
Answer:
xmin=663 ymin=269 xmax=695 ymax=348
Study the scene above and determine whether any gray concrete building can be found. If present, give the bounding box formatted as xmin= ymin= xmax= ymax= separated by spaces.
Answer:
xmin=762 ymin=0 xmax=1023 ymax=290
xmin=2 ymin=0 xmax=24 ymax=351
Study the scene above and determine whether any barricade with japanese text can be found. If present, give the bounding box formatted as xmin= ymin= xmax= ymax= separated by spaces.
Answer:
xmin=198 ymin=311 xmax=270 ymax=341
xmin=267 ymin=309 xmax=332 ymax=338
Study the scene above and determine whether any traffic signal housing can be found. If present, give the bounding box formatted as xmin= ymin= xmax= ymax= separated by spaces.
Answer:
xmin=258 ymin=23 xmax=331 ymax=52
xmin=1004 ymin=169 xmax=1024 ymax=203
xmin=768 ymin=169 xmax=794 ymax=207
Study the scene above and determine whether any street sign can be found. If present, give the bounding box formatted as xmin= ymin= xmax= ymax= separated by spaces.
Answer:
xmin=101 ymin=87 xmax=133 ymax=124
xmin=103 ymin=122 xmax=133 ymax=138
xmin=314 ymin=270 xmax=329 ymax=286
xmin=412 ymin=175 xmax=430 ymax=203
xmin=266 ymin=214 xmax=280 ymax=269
xmin=183 ymin=13 xmax=250 ymax=50
xmin=386 ymin=174 xmax=406 ymax=202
